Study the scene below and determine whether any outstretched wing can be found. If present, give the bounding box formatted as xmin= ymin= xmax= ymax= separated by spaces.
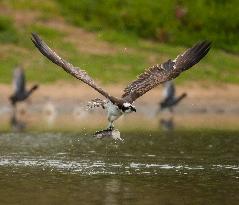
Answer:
xmin=31 ymin=33 xmax=117 ymax=103
xmin=13 ymin=67 xmax=25 ymax=94
xmin=122 ymin=41 xmax=211 ymax=103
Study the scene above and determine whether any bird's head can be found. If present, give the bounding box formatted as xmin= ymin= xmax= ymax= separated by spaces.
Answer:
xmin=122 ymin=102 xmax=136 ymax=113
xmin=32 ymin=84 xmax=39 ymax=91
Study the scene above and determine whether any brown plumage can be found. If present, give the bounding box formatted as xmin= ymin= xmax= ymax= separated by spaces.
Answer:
xmin=31 ymin=33 xmax=119 ymax=104
xmin=31 ymin=33 xmax=210 ymax=105
xmin=122 ymin=41 xmax=211 ymax=102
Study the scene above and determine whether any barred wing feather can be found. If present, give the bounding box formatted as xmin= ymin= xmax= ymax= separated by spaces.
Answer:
xmin=122 ymin=41 xmax=211 ymax=103
xmin=31 ymin=33 xmax=117 ymax=103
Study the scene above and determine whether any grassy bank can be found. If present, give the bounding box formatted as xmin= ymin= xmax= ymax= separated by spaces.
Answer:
xmin=57 ymin=0 xmax=239 ymax=52
xmin=0 ymin=0 xmax=238 ymax=85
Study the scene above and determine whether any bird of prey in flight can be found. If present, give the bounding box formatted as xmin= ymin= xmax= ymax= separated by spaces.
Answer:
xmin=31 ymin=33 xmax=211 ymax=134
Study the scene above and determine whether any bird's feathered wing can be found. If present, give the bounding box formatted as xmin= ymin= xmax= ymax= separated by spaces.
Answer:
xmin=122 ymin=41 xmax=211 ymax=103
xmin=31 ymin=33 xmax=118 ymax=103
xmin=13 ymin=67 xmax=25 ymax=94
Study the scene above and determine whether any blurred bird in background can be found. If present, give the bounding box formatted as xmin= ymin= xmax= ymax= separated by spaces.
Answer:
xmin=9 ymin=66 xmax=39 ymax=107
xmin=160 ymin=116 xmax=174 ymax=131
xmin=10 ymin=110 xmax=26 ymax=132
xmin=159 ymin=81 xmax=187 ymax=113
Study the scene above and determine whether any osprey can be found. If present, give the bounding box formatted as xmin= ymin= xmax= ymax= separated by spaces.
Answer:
xmin=31 ymin=33 xmax=211 ymax=133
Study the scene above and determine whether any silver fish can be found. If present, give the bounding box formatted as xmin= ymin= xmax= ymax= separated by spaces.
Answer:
xmin=94 ymin=128 xmax=123 ymax=141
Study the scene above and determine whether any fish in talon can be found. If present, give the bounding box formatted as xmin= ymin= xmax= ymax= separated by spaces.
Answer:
xmin=94 ymin=129 xmax=123 ymax=141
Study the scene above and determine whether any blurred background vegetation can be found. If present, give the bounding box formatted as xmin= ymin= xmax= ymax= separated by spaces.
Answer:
xmin=0 ymin=0 xmax=238 ymax=84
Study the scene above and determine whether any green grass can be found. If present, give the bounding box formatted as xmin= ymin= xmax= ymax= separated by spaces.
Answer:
xmin=57 ymin=0 xmax=239 ymax=52
xmin=0 ymin=15 xmax=19 ymax=43
xmin=1 ymin=35 xmax=239 ymax=85
xmin=0 ymin=1 xmax=239 ymax=85
xmin=3 ymin=0 xmax=60 ymax=15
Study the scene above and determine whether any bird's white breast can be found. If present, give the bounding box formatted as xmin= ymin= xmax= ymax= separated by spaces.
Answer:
xmin=105 ymin=101 xmax=123 ymax=121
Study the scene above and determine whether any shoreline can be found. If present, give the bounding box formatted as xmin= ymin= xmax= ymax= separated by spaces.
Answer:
xmin=1 ymin=82 xmax=239 ymax=103
xmin=1 ymin=82 xmax=239 ymax=131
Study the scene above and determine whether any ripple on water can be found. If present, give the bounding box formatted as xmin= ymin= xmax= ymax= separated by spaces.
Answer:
xmin=0 ymin=156 xmax=238 ymax=176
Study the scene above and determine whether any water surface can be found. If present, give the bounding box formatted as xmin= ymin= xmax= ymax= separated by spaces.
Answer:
xmin=0 ymin=130 xmax=238 ymax=204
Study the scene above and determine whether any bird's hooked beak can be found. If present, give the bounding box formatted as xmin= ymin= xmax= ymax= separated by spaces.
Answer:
xmin=122 ymin=102 xmax=136 ymax=113
xmin=131 ymin=106 xmax=136 ymax=112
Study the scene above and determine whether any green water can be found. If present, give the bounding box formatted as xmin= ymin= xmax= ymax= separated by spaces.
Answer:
xmin=0 ymin=130 xmax=238 ymax=204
